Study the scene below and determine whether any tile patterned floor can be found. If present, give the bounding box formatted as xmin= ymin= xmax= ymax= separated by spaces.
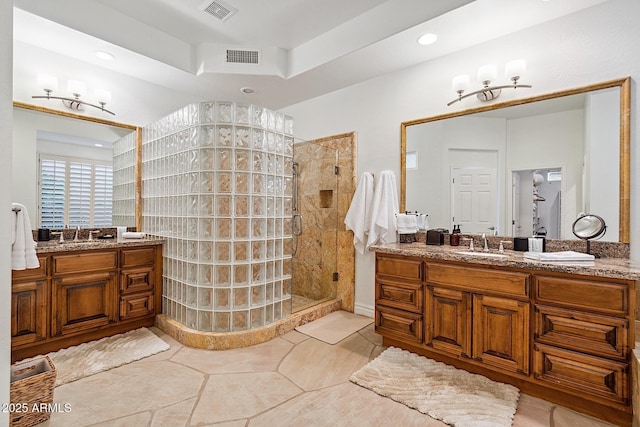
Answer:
xmin=36 ymin=318 xmax=619 ymax=427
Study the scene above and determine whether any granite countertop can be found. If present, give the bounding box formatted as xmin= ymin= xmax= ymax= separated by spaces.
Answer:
xmin=35 ymin=237 xmax=164 ymax=254
xmin=370 ymin=242 xmax=640 ymax=281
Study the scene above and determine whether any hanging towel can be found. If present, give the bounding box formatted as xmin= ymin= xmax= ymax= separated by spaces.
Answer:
xmin=417 ymin=213 xmax=430 ymax=230
xmin=11 ymin=203 xmax=40 ymax=270
xmin=396 ymin=214 xmax=418 ymax=234
xmin=344 ymin=172 xmax=374 ymax=254
xmin=366 ymin=170 xmax=399 ymax=249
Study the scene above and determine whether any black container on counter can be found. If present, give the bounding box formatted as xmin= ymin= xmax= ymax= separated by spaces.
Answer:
xmin=37 ymin=228 xmax=50 ymax=241
xmin=426 ymin=228 xmax=448 ymax=245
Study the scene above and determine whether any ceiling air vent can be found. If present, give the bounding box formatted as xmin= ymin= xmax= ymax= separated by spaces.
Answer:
xmin=226 ymin=49 xmax=259 ymax=65
xmin=200 ymin=0 xmax=238 ymax=22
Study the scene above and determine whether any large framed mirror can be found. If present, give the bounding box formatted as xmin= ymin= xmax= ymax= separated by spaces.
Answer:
xmin=12 ymin=101 xmax=142 ymax=230
xmin=401 ymin=77 xmax=630 ymax=243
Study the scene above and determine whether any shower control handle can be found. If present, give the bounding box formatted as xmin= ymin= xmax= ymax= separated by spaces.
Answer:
xmin=292 ymin=214 xmax=303 ymax=236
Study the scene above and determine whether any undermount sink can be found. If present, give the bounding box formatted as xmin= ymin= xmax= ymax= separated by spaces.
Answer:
xmin=455 ymin=251 xmax=508 ymax=258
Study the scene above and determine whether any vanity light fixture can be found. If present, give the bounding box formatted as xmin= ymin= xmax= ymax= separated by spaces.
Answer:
xmin=32 ymin=74 xmax=115 ymax=115
xmin=448 ymin=59 xmax=531 ymax=106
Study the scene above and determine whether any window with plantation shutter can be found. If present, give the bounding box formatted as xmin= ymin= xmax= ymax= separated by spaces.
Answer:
xmin=38 ymin=154 xmax=113 ymax=228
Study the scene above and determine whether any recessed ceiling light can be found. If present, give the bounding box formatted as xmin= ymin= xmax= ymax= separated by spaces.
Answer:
xmin=417 ymin=33 xmax=438 ymax=46
xmin=94 ymin=143 xmax=103 ymax=147
xmin=96 ymin=51 xmax=115 ymax=61
xmin=240 ymin=87 xmax=255 ymax=94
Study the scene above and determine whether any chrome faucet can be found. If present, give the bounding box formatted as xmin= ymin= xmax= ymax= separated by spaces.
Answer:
xmin=482 ymin=233 xmax=489 ymax=252
xmin=462 ymin=237 xmax=474 ymax=251
xmin=74 ymin=226 xmax=80 ymax=241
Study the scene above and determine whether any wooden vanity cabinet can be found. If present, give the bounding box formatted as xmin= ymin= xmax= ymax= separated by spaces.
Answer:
xmin=11 ymin=243 xmax=163 ymax=363
xmin=374 ymin=252 xmax=636 ymax=426
xmin=11 ymin=256 xmax=48 ymax=347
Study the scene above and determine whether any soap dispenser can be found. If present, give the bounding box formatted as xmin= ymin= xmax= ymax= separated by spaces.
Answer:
xmin=450 ymin=225 xmax=461 ymax=246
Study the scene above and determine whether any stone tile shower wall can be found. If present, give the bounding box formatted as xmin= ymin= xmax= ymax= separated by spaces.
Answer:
xmin=112 ymin=131 xmax=136 ymax=227
xmin=142 ymin=102 xmax=294 ymax=332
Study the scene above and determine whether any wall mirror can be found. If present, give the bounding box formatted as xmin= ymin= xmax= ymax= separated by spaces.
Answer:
xmin=401 ymin=78 xmax=630 ymax=243
xmin=12 ymin=101 xmax=141 ymax=230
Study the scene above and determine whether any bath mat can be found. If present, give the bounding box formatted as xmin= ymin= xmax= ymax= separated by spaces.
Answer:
xmin=25 ymin=328 xmax=170 ymax=387
xmin=295 ymin=310 xmax=373 ymax=344
xmin=350 ymin=347 xmax=519 ymax=427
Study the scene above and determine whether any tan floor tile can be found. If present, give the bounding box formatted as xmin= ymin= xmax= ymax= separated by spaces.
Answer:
xmin=191 ymin=372 xmax=302 ymax=424
xmin=279 ymin=332 xmax=373 ymax=390
xmin=553 ymin=406 xmax=620 ymax=427
xmin=369 ymin=344 xmax=386 ymax=361
xmin=150 ymin=397 xmax=197 ymax=427
xmin=91 ymin=411 xmax=152 ymax=426
xmin=46 ymin=361 xmax=204 ymax=426
xmin=512 ymin=393 xmax=552 ymax=427
xmin=280 ymin=330 xmax=310 ymax=344
xmin=358 ymin=323 xmax=383 ymax=346
xmin=249 ymin=381 xmax=446 ymax=427
xmin=171 ymin=336 xmax=293 ymax=374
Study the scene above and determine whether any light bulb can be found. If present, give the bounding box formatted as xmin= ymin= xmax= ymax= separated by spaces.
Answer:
xmin=37 ymin=74 xmax=58 ymax=92
xmin=477 ymin=64 xmax=497 ymax=84
xmin=67 ymin=80 xmax=86 ymax=98
xmin=452 ymin=75 xmax=470 ymax=93
xmin=95 ymin=89 xmax=112 ymax=105
xmin=505 ymin=59 xmax=526 ymax=81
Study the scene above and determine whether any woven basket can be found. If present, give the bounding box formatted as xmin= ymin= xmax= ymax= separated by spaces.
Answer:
xmin=9 ymin=356 xmax=57 ymax=427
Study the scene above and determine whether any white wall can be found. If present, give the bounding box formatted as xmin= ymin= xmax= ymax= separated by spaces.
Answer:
xmin=282 ymin=0 xmax=640 ymax=315
xmin=1 ymin=0 xmax=12 ymax=424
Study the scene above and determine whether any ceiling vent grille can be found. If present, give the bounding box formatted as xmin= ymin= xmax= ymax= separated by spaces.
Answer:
xmin=226 ymin=49 xmax=259 ymax=65
xmin=200 ymin=0 xmax=237 ymax=22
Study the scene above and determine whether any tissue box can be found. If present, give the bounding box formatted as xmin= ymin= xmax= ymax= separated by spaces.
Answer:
xmin=426 ymin=229 xmax=447 ymax=245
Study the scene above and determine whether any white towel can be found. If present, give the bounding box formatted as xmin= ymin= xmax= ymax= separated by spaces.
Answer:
xmin=11 ymin=203 xmax=40 ymax=271
xmin=344 ymin=172 xmax=374 ymax=254
xmin=523 ymin=251 xmax=595 ymax=262
xmin=396 ymin=214 xmax=418 ymax=234
xmin=417 ymin=214 xmax=429 ymax=230
xmin=366 ymin=170 xmax=399 ymax=249
xmin=122 ymin=232 xmax=146 ymax=239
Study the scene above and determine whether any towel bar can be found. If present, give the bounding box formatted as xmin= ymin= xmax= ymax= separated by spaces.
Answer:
xmin=12 ymin=207 xmax=22 ymax=213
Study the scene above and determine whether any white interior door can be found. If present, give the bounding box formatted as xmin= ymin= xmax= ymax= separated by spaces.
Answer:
xmin=452 ymin=167 xmax=497 ymax=234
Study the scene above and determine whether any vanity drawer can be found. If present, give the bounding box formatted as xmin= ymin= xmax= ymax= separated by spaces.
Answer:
xmin=53 ymin=251 xmax=117 ymax=274
xmin=120 ymin=292 xmax=155 ymax=320
xmin=534 ymin=275 xmax=629 ymax=316
xmin=12 ymin=256 xmax=48 ymax=280
xmin=426 ymin=262 xmax=529 ymax=298
xmin=121 ymin=247 xmax=156 ymax=268
xmin=535 ymin=305 xmax=628 ymax=360
xmin=376 ymin=254 xmax=423 ymax=281
xmin=534 ymin=343 xmax=629 ymax=405
xmin=375 ymin=305 xmax=423 ymax=344
xmin=376 ymin=279 xmax=423 ymax=313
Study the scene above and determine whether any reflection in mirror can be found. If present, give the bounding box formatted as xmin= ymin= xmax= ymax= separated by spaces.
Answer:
xmin=401 ymin=78 xmax=630 ymax=243
xmin=12 ymin=102 xmax=138 ymax=229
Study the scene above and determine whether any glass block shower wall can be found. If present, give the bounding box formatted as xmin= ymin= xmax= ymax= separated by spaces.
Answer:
xmin=142 ymin=102 xmax=294 ymax=332
xmin=112 ymin=131 xmax=136 ymax=227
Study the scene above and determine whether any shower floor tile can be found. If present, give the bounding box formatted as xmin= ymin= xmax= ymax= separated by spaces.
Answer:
xmin=36 ymin=316 xmax=619 ymax=427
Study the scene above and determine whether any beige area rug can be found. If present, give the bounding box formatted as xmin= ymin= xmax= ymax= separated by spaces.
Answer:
xmin=350 ymin=347 xmax=520 ymax=427
xmin=35 ymin=328 xmax=169 ymax=387
xmin=295 ymin=310 xmax=373 ymax=344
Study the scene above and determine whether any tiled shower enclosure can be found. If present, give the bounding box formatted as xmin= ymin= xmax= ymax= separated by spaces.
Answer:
xmin=142 ymin=102 xmax=294 ymax=332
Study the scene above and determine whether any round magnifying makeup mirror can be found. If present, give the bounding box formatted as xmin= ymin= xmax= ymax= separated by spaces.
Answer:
xmin=572 ymin=214 xmax=607 ymax=255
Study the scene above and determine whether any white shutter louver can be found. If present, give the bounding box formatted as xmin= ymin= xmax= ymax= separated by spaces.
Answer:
xmin=39 ymin=155 xmax=113 ymax=228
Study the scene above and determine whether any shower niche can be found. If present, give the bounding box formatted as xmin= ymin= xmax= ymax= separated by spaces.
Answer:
xmin=141 ymin=102 xmax=294 ymax=332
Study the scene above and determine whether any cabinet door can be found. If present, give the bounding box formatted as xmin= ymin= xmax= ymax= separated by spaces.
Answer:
xmin=11 ymin=280 xmax=47 ymax=347
xmin=472 ymin=295 xmax=530 ymax=375
xmin=425 ymin=287 xmax=471 ymax=357
xmin=120 ymin=292 xmax=155 ymax=320
xmin=375 ymin=305 xmax=423 ymax=344
xmin=51 ymin=271 xmax=117 ymax=336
